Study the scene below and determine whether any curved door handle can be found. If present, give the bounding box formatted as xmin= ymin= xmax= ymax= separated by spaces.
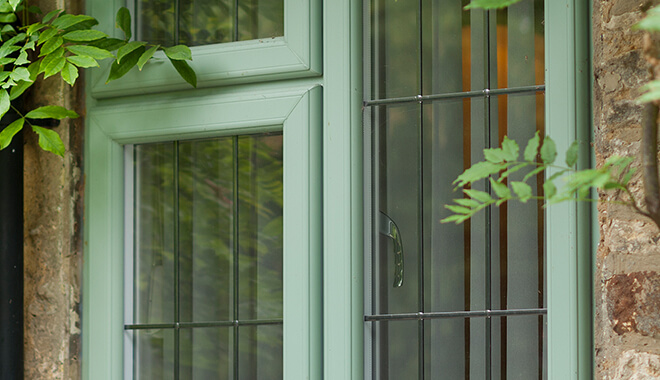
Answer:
xmin=379 ymin=211 xmax=404 ymax=288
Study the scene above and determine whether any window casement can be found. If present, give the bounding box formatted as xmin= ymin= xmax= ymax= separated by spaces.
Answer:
xmin=83 ymin=0 xmax=591 ymax=379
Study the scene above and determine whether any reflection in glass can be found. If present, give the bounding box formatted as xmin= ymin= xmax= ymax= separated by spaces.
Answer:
xmin=129 ymin=133 xmax=283 ymax=378
xmin=134 ymin=0 xmax=284 ymax=46
xmin=369 ymin=320 xmax=419 ymax=380
xmin=238 ymin=325 xmax=283 ymax=379
xmin=134 ymin=142 xmax=176 ymax=324
xmin=131 ymin=329 xmax=175 ymax=380
xmin=179 ymin=327 xmax=232 ymax=379
xmin=178 ymin=139 xmax=234 ymax=323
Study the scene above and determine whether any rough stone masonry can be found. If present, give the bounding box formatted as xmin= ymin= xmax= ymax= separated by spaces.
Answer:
xmin=594 ymin=0 xmax=660 ymax=378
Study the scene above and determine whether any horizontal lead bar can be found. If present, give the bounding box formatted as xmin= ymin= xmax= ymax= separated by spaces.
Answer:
xmin=364 ymin=85 xmax=545 ymax=107
xmin=124 ymin=319 xmax=283 ymax=330
xmin=364 ymin=308 xmax=547 ymax=322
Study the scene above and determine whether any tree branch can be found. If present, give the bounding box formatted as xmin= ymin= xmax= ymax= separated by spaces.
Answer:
xmin=642 ymin=102 xmax=660 ymax=229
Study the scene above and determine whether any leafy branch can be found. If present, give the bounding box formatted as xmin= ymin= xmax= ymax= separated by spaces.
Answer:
xmin=0 ymin=0 xmax=196 ymax=156
xmin=441 ymin=133 xmax=638 ymax=224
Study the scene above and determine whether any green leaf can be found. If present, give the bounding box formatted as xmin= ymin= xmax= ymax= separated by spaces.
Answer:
xmin=116 ymin=7 xmax=132 ymax=40
xmin=501 ymin=136 xmax=519 ymax=161
xmin=67 ymin=55 xmax=99 ymax=68
xmin=106 ymin=46 xmax=144 ymax=83
xmin=10 ymin=67 xmax=31 ymax=82
xmin=26 ymin=105 xmax=78 ymax=120
xmin=42 ymin=9 xmax=61 ymax=24
xmin=0 ymin=71 xmax=10 ymax=82
xmin=116 ymin=41 xmax=146 ymax=63
xmin=137 ymin=45 xmax=158 ymax=70
xmin=540 ymin=135 xmax=557 ymax=164
xmin=463 ymin=189 xmax=492 ymax=203
xmin=62 ymin=29 xmax=107 ymax=42
xmin=10 ymin=80 xmax=32 ymax=100
xmin=0 ymin=117 xmax=23 ymax=150
xmin=523 ymin=131 xmax=540 ymax=162
xmin=169 ymin=58 xmax=197 ymax=87
xmin=0 ymin=12 xmax=17 ymax=23
xmin=37 ymin=27 xmax=58 ymax=45
xmin=446 ymin=204 xmax=472 ymax=215
xmin=500 ymin=163 xmax=527 ymax=181
xmin=0 ymin=89 xmax=9 ymax=119
xmin=164 ymin=45 xmax=192 ymax=61
xmin=483 ymin=147 xmax=508 ymax=163
xmin=490 ymin=177 xmax=511 ymax=199
xmin=32 ymin=125 xmax=64 ymax=156
xmin=511 ymin=181 xmax=532 ymax=202
xmin=453 ymin=161 xmax=507 ymax=187
xmin=28 ymin=5 xmax=42 ymax=14
xmin=543 ymin=180 xmax=557 ymax=199
xmin=89 ymin=37 xmax=125 ymax=51
xmin=51 ymin=14 xmax=96 ymax=30
xmin=464 ymin=0 xmax=523 ymax=9
xmin=26 ymin=22 xmax=45 ymax=35
xmin=0 ymin=42 xmax=21 ymax=59
xmin=66 ymin=45 xmax=114 ymax=60
xmin=633 ymin=5 xmax=660 ymax=31
xmin=14 ymin=50 xmax=28 ymax=65
xmin=638 ymin=80 xmax=660 ymax=103
xmin=39 ymin=35 xmax=63 ymax=56
xmin=61 ymin=61 xmax=78 ymax=86
xmin=440 ymin=214 xmax=470 ymax=224
xmin=521 ymin=165 xmax=547 ymax=182
xmin=621 ymin=167 xmax=637 ymax=186
xmin=565 ymin=140 xmax=579 ymax=167
xmin=0 ymin=57 xmax=15 ymax=65
xmin=454 ymin=198 xmax=482 ymax=208
xmin=40 ymin=56 xmax=66 ymax=78
xmin=8 ymin=0 xmax=21 ymax=11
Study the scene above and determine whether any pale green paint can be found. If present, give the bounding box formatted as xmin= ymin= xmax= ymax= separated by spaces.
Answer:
xmin=83 ymin=80 xmax=324 ymax=379
xmin=545 ymin=1 xmax=592 ymax=379
xmin=87 ymin=0 xmax=321 ymax=98
xmin=322 ymin=0 xmax=363 ymax=378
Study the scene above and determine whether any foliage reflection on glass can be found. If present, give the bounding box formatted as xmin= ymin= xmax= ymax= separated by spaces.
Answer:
xmin=131 ymin=133 xmax=283 ymax=379
xmin=134 ymin=0 xmax=284 ymax=47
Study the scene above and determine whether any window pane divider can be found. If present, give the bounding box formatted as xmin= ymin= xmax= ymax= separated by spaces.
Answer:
xmin=363 ymin=85 xmax=545 ymax=107
xmin=364 ymin=307 xmax=548 ymax=322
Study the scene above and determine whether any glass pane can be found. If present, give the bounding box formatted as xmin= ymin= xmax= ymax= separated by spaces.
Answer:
xmin=424 ymin=318 xmax=467 ymax=379
xmin=369 ymin=320 xmax=419 ymax=379
xmin=371 ymin=103 xmax=420 ymax=315
xmin=421 ymin=0 xmax=479 ymax=95
xmin=493 ymin=0 xmax=545 ymax=89
xmin=238 ymin=324 xmax=283 ymax=379
xmin=131 ymin=329 xmax=175 ymax=380
xmin=368 ymin=0 xmax=420 ymax=100
xmin=178 ymin=138 xmax=234 ymax=323
xmin=179 ymin=0 xmax=234 ymax=46
xmin=136 ymin=0 xmax=176 ymax=46
xmin=489 ymin=93 xmax=544 ymax=311
xmin=491 ymin=315 xmax=546 ymax=379
xmin=179 ymin=327 xmax=233 ymax=379
xmin=238 ymin=0 xmax=285 ymax=41
xmin=238 ymin=134 xmax=284 ymax=320
xmin=134 ymin=143 xmax=176 ymax=324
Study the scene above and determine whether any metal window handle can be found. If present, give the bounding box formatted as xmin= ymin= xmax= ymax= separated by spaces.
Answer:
xmin=379 ymin=211 xmax=404 ymax=288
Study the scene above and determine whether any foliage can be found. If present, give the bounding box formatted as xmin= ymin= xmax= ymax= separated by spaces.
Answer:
xmin=441 ymin=133 xmax=637 ymax=224
xmin=444 ymin=1 xmax=660 ymax=226
xmin=0 ymin=0 xmax=195 ymax=156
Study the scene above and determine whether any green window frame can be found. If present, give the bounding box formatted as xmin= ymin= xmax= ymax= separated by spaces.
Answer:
xmin=83 ymin=83 xmax=322 ymax=379
xmin=82 ymin=0 xmax=591 ymax=379
xmin=86 ymin=0 xmax=320 ymax=98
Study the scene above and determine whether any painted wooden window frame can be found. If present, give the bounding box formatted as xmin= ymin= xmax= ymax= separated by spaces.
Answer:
xmin=82 ymin=83 xmax=322 ymax=380
xmin=86 ymin=0 xmax=321 ymax=98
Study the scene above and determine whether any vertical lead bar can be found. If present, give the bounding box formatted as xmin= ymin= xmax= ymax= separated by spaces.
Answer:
xmin=417 ymin=0 xmax=425 ymax=377
xmin=234 ymin=0 xmax=240 ymax=41
xmin=484 ymin=11 xmax=492 ymax=380
xmin=174 ymin=142 xmax=180 ymax=380
xmin=233 ymin=136 xmax=240 ymax=380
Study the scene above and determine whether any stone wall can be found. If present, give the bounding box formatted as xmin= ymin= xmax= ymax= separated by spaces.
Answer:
xmin=23 ymin=0 xmax=83 ymax=379
xmin=593 ymin=0 xmax=660 ymax=378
